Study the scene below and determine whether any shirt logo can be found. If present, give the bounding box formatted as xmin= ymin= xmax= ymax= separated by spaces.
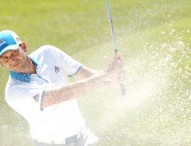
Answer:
xmin=33 ymin=94 xmax=39 ymax=103
xmin=54 ymin=66 xmax=60 ymax=73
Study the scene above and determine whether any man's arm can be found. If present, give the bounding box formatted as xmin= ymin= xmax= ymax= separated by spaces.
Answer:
xmin=42 ymin=53 xmax=124 ymax=108
xmin=43 ymin=71 xmax=110 ymax=108
xmin=73 ymin=66 xmax=98 ymax=80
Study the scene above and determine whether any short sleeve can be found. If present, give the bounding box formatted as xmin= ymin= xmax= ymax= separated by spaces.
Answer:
xmin=5 ymin=85 xmax=45 ymax=121
xmin=48 ymin=46 xmax=83 ymax=76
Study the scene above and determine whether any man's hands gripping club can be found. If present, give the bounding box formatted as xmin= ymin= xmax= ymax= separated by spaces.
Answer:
xmin=106 ymin=53 xmax=126 ymax=95
xmin=105 ymin=53 xmax=125 ymax=87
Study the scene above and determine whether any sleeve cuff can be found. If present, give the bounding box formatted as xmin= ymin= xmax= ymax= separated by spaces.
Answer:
xmin=40 ymin=90 xmax=45 ymax=111
xmin=68 ymin=65 xmax=83 ymax=77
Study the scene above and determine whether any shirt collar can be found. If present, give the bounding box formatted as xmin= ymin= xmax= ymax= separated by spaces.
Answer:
xmin=10 ymin=57 xmax=39 ymax=83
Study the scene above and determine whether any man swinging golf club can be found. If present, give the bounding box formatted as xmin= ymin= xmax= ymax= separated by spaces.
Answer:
xmin=0 ymin=29 xmax=125 ymax=146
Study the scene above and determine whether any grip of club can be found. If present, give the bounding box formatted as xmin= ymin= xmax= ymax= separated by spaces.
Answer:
xmin=120 ymin=82 xmax=126 ymax=96
xmin=114 ymin=51 xmax=126 ymax=96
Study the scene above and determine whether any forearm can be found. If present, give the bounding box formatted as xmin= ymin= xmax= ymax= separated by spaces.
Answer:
xmin=43 ymin=71 xmax=108 ymax=108
xmin=74 ymin=66 xmax=98 ymax=80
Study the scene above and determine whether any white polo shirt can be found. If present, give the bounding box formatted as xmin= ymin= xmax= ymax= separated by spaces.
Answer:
xmin=5 ymin=45 xmax=86 ymax=143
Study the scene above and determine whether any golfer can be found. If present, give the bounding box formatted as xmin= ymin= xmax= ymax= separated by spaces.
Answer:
xmin=0 ymin=30 xmax=125 ymax=146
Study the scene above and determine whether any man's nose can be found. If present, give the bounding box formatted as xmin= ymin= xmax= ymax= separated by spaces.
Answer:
xmin=10 ymin=55 xmax=16 ymax=62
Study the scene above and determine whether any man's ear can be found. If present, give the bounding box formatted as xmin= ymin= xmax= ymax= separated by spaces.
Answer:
xmin=20 ymin=42 xmax=27 ymax=52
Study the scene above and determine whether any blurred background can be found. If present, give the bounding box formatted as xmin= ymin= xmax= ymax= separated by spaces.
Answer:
xmin=0 ymin=0 xmax=191 ymax=145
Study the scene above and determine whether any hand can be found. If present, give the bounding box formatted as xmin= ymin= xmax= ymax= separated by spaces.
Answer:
xmin=105 ymin=53 xmax=125 ymax=85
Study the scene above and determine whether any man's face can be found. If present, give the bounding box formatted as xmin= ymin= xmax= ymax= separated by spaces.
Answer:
xmin=0 ymin=47 xmax=29 ymax=73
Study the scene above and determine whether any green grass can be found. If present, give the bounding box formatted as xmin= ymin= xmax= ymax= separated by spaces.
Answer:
xmin=1 ymin=0 xmax=191 ymax=146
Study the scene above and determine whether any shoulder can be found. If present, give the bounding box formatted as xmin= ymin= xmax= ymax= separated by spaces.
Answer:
xmin=29 ymin=45 xmax=65 ymax=61
xmin=30 ymin=45 xmax=60 ymax=56
xmin=5 ymin=77 xmax=25 ymax=100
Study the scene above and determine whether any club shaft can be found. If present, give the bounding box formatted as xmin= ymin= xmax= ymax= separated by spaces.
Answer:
xmin=105 ymin=0 xmax=126 ymax=96
xmin=105 ymin=0 xmax=118 ymax=53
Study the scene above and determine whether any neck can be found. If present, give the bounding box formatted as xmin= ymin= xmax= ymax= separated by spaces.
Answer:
xmin=27 ymin=58 xmax=36 ymax=74
xmin=19 ymin=57 xmax=36 ymax=74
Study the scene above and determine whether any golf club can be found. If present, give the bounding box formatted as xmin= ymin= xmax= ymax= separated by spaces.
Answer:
xmin=105 ymin=0 xmax=126 ymax=96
